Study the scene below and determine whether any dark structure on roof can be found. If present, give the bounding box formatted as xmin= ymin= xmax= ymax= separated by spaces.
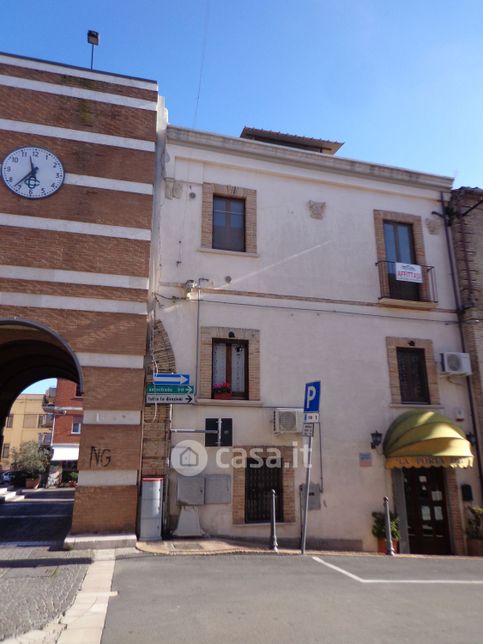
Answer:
xmin=240 ymin=127 xmax=344 ymax=155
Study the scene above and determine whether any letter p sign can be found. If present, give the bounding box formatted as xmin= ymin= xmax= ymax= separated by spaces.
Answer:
xmin=304 ymin=380 xmax=321 ymax=413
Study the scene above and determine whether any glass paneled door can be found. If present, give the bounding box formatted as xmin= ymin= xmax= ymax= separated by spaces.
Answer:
xmin=403 ymin=467 xmax=451 ymax=554
xmin=383 ymin=221 xmax=420 ymax=300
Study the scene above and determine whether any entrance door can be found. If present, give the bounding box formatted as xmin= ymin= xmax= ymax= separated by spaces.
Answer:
xmin=403 ymin=467 xmax=451 ymax=554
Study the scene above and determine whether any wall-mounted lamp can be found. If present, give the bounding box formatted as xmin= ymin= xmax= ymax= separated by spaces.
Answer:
xmin=370 ymin=431 xmax=383 ymax=450
xmin=466 ymin=432 xmax=477 ymax=447
xmin=87 ymin=30 xmax=100 ymax=70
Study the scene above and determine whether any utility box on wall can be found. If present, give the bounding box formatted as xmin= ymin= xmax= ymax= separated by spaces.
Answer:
xmin=139 ymin=477 xmax=163 ymax=541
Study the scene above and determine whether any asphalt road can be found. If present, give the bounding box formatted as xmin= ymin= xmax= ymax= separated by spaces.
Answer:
xmin=0 ymin=488 xmax=74 ymax=544
xmin=102 ymin=554 xmax=483 ymax=644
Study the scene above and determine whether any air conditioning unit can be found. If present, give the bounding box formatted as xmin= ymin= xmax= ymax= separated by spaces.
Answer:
xmin=441 ymin=352 xmax=472 ymax=376
xmin=273 ymin=408 xmax=304 ymax=434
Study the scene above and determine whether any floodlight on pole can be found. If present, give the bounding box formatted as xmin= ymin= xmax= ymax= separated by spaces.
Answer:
xmin=87 ymin=30 xmax=100 ymax=70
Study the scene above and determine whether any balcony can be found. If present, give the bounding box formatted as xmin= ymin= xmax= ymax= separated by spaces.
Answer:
xmin=39 ymin=413 xmax=54 ymax=428
xmin=376 ymin=260 xmax=438 ymax=309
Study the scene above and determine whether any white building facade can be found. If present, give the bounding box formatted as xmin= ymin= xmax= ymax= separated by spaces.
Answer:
xmin=151 ymin=126 xmax=480 ymax=554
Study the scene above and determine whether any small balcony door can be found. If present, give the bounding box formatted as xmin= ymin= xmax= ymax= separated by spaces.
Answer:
xmin=384 ymin=221 xmax=420 ymax=300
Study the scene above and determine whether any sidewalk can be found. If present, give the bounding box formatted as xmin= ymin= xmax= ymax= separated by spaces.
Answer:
xmin=136 ymin=537 xmax=382 ymax=557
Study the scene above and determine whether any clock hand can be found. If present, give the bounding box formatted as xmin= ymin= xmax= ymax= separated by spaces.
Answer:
xmin=15 ymin=169 xmax=34 ymax=186
xmin=30 ymin=156 xmax=35 ymax=172
xmin=14 ymin=164 xmax=39 ymax=187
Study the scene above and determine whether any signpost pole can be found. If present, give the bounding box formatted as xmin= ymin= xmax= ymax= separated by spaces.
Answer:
xmin=301 ymin=380 xmax=320 ymax=555
xmin=301 ymin=432 xmax=313 ymax=555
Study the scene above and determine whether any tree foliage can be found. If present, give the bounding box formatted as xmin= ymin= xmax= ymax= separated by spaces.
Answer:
xmin=11 ymin=441 xmax=50 ymax=478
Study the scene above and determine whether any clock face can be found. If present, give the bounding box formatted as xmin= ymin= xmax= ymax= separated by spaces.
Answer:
xmin=1 ymin=146 xmax=64 ymax=199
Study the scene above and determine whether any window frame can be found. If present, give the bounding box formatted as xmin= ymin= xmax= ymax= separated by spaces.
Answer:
xmin=212 ymin=338 xmax=249 ymax=400
xmin=71 ymin=417 xmax=82 ymax=435
xmin=199 ymin=327 xmax=260 ymax=401
xmin=201 ymin=183 xmax=257 ymax=254
xmin=386 ymin=337 xmax=439 ymax=406
xmin=374 ymin=210 xmax=431 ymax=304
xmin=245 ymin=456 xmax=284 ymax=523
xmin=2 ymin=443 xmax=10 ymax=459
xmin=212 ymin=195 xmax=246 ymax=252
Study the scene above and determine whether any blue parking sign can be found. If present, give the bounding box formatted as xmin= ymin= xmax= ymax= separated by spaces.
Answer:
xmin=304 ymin=381 xmax=321 ymax=413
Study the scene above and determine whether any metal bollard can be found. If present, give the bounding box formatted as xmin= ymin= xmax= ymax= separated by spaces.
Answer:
xmin=270 ymin=489 xmax=279 ymax=552
xmin=383 ymin=496 xmax=395 ymax=556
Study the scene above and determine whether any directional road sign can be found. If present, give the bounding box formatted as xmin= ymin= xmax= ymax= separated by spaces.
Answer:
xmin=304 ymin=381 xmax=321 ymax=414
xmin=146 ymin=384 xmax=194 ymax=395
xmin=153 ymin=373 xmax=190 ymax=385
xmin=146 ymin=393 xmax=193 ymax=404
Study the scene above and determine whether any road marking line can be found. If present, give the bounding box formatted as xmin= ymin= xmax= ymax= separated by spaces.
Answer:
xmin=312 ymin=557 xmax=483 ymax=584
xmin=312 ymin=557 xmax=365 ymax=582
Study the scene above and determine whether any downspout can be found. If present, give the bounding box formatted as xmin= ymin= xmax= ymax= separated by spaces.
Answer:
xmin=439 ymin=192 xmax=483 ymax=498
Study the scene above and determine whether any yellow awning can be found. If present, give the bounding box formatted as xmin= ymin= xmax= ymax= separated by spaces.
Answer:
xmin=383 ymin=410 xmax=474 ymax=469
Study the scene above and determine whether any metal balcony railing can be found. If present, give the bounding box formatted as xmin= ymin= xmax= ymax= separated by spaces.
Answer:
xmin=375 ymin=261 xmax=438 ymax=304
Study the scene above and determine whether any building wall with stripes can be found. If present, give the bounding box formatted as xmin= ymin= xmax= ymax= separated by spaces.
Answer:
xmin=0 ymin=53 xmax=163 ymax=533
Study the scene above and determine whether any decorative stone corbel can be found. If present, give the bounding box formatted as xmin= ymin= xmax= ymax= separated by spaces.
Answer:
xmin=165 ymin=178 xmax=183 ymax=199
xmin=308 ymin=200 xmax=326 ymax=220
xmin=425 ymin=216 xmax=443 ymax=235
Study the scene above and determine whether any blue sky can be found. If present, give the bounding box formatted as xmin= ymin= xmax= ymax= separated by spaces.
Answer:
xmin=3 ymin=2 xmax=481 ymax=394
xmin=2 ymin=1 xmax=482 ymax=186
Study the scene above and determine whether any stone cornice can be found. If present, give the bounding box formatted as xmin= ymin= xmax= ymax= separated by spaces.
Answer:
xmin=167 ymin=125 xmax=454 ymax=192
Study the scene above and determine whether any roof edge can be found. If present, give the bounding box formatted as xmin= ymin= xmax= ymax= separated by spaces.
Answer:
xmin=167 ymin=125 xmax=454 ymax=191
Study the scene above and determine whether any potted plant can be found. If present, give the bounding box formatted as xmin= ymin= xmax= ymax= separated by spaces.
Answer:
xmin=372 ymin=511 xmax=400 ymax=553
xmin=69 ymin=472 xmax=78 ymax=488
xmin=11 ymin=441 xmax=50 ymax=489
xmin=213 ymin=382 xmax=232 ymax=400
xmin=466 ymin=506 xmax=483 ymax=556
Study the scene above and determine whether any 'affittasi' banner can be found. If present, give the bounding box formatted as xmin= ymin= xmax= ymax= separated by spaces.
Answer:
xmin=395 ymin=262 xmax=423 ymax=283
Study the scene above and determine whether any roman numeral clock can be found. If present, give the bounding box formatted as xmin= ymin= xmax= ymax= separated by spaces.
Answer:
xmin=1 ymin=146 xmax=64 ymax=199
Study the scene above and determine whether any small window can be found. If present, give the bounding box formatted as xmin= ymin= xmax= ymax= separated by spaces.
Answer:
xmin=212 ymin=196 xmax=245 ymax=252
xmin=71 ymin=416 xmax=82 ymax=435
xmin=397 ymin=348 xmax=430 ymax=404
xmin=245 ymin=457 xmax=283 ymax=523
xmin=23 ymin=414 xmax=38 ymax=428
xmin=5 ymin=415 xmax=13 ymax=428
xmin=212 ymin=339 xmax=248 ymax=399
xmin=2 ymin=443 xmax=10 ymax=459
xmin=205 ymin=418 xmax=233 ymax=447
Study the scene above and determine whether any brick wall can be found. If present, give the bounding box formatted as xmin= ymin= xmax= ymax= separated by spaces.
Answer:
xmin=0 ymin=54 xmax=158 ymax=535
xmin=52 ymin=379 xmax=82 ymax=445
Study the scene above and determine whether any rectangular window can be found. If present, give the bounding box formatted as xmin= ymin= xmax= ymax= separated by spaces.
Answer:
xmin=23 ymin=414 xmax=39 ymax=428
xmin=205 ymin=418 xmax=233 ymax=447
xmin=212 ymin=196 xmax=245 ymax=252
xmin=383 ymin=221 xmax=420 ymax=301
xmin=397 ymin=348 xmax=430 ymax=403
xmin=245 ymin=457 xmax=283 ymax=523
xmin=212 ymin=339 xmax=248 ymax=399
xmin=71 ymin=416 xmax=82 ymax=435
xmin=2 ymin=443 xmax=10 ymax=459
xmin=5 ymin=415 xmax=13 ymax=428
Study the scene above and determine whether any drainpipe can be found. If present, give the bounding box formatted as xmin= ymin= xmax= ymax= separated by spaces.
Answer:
xmin=438 ymin=192 xmax=483 ymax=498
